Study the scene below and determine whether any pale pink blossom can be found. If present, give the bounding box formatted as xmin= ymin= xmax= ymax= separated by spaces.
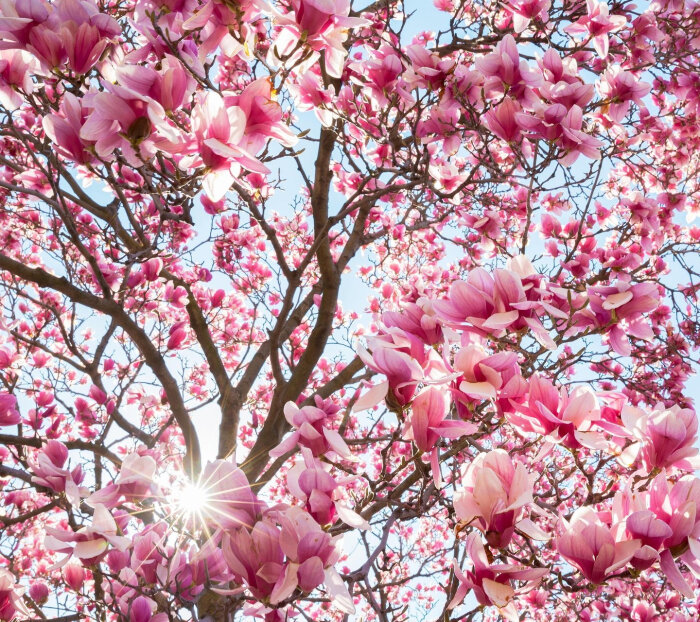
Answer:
xmin=87 ymin=452 xmax=162 ymax=508
xmin=507 ymin=374 xmax=602 ymax=448
xmin=483 ymin=97 xmax=523 ymax=143
xmin=475 ymin=34 xmax=542 ymax=106
xmin=0 ymin=392 xmax=19 ymax=426
xmin=195 ymin=460 xmax=265 ymax=530
xmin=565 ymin=0 xmax=626 ymax=58
xmin=30 ymin=440 xmax=86 ymax=506
xmin=115 ymin=54 xmax=195 ymax=113
xmin=619 ymin=403 xmax=700 ymax=471
xmin=0 ymin=569 xmax=29 ymax=622
xmin=79 ymin=83 xmax=182 ymax=166
xmin=504 ymin=0 xmax=550 ymax=33
xmin=454 ymin=449 xmax=534 ymax=548
xmin=0 ymin=49 xmax=37 ymax=109
xmin=42 ymin=92 xmax=94 ymax=164
xmin=449 ymin=533 xmax=547 ymax=619
xmin=556 ymin=105 xmax=603 ymax=165
xmin=404 ymin=386 xmax=476 ymax=454
xmin=557 ymin=506 xmax=640 ymax=583
xmin=277 ymin=506 xmax=353 ymax=613
xmin=597 ymin=65 xmax=651 ymax=122
xmin=223 ymin=78 xmax=298 ymax=155
xmin=382 ymin=298 xmax=443 ymax=346
xmin=127 ymin=596 xmax=168 ymax=622
xmin=357 ymin=333 xmax=425 ymax=408
xmin=181 ymin=91 xmax=269 ymax=201
xmin=270 ymin=395 xmax=351 ymax=459
xmin=45 ymin=504 xmax=131 ymax=565
xmin=272 ymin=0 xmax=369 ymax=79
xmin=576 ymin=281 xmax=660 ymax=356
xmin=222 ymin=518 xmax=287 ymax=603
xmin=452 ymin=341 xmax=526 ymax=416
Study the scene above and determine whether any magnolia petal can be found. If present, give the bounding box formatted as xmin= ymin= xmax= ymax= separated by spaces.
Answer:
xmin=516 ymin=518 xmax=551 ymax=540
xmin=602 ymin=291 xmax=633 ymax=310
xmin=482 ymin=311 xmax=519 ymax=330
xmin=324 ymin=567 xmax=355 ymax=614
xmin=482 ymin=578 xmax=514 ymax=607
xmin=459 ymin=380 xmax=497 ymax=398
xmin=352 ymin=381 xmax=388 ymax=412
xmin=335 ymin=503 xmax=370 ymax=530
xmin=270 ymin=563 xmax=298 ymax=604
xmin=660 ymin=550 xmax=694 ymax=598
xmin=74 ymin=538 xmax=108 ymax=560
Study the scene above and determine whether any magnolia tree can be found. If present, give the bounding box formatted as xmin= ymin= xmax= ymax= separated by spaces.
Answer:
xmin=0 ymin=0 xmax=699 ymax=619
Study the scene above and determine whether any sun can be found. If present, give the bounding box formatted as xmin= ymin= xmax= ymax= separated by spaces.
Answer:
xmin=175 ymin=481 xmax=211 ymax=519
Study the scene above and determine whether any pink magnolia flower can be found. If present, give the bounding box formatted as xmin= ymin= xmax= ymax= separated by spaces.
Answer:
xmin=0 ymin=49 xmax=37 ymax=109
xmin=223 ymin=78 xmax=298 ymax=155
xmin=270 ymin=395 xmax=351 ymax=459
xmin=504 ymin=0 xmax=550 ymax=33
xmin=273 ymin=0 xmax=369 ymax=79
xmin=169 ymin=540 xmax=229 ymax=602
xmin=454 ymin=449 xmax=534 ymax=548
xmin=115 ymin=54 xmax=195 ymax=113
xmin=565 ymin=0 xmax=626 ymax=58
xmin=451 ymin=341 xmax=527 ymax=416
xmin=127 ymin=596 xmax=168 ymax=622
xmin=433 ymin=263 xmax=552 ymax=341
xmin=61 ymin=21 xmax=110 ymax=74
xmin=577 ymin=281 xmax=660 ymax=356
xmin=507 ymin=374 xmax=602 ymax=448
xmin=288 ymin=69 xmax=335 ymax=126
xmin=62 ymin=561 xmax=85 ymax=591
xmin=43 ymin=92 xmax=94 ymax=164
xmin=538 ymin=49 xmax=580 ymax=85
xmin=30 ymin=440 xmax=86 ymax=505
xmin=0 ymin=569 xmax=29 ymax=622
xmin=404 ymin=386 xmax=477 ymax=454
xmin=382 ymin=298 xmax=443 ymax=346
xmin=624 ymin=509 xmax=673 ymax=571
xmin=539 ymin=79 xmax=595 ymax=109
xmin=0 ymin=392 xmax=20 ymax=426
xmin=449 ymin=533 xmax=547 ymax=620
xmin=613 ymin=474 xmax=700 ymax=597
xmin=181 ymin=91 xmax=269 ymax=202
xmin=0 ymin=0 xmax=120 ymax=72
xmin=483 ymin=97 xmax=523 ymax=143
xmin=619 ymin=403 xmax=700 ymax=471
xmin=195 ymin=460 xmax=265 ymax=530
xmin=45 ymin=504 xmax=131 ymax=565
xmin=475 ymin=35 xmax=542 ymax=106
xmin=403 ymin=45 xmax=455 ymax=91
xmin=87 ymin=452 xmax=162 ymax=508
xmin=357 ymin=333 xmax=426 ymax=409
xmin=351 ymin=45 xmax=410 ymax=108
xmin=597 ymin=65 xmax=651 ymax=122
xmin=276 ymin=506 xmax=354 ymax=613
xmin=556 ymin=506 xmax=640 ymax=583
xmin=142 ymin=257 xmax=163 ymax=281
xmin=516 ymin=102 xmax=567 ymax=142
xmin=79 ymin=83 xmax=182 ymax=166
xmin=177 ymin=0 xmax=262 ymax=60
xmin=286 ymin=449 xmax=368 ymax=528
xmin=222 ymin=518 xmax=293 ymax=603
xmin=0 ymin=0 xmax=50 ymax=49
xmin=28 ymin=581 xmax=49 ymax=604
xmin=130 ymin=523 xmax=169 ymax=584
xmin=555 ymin=105 xmax=603 ymax=165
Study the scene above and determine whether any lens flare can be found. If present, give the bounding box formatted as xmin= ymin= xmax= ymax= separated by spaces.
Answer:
xmin=177 ymin=482 xmax=210 ymax=516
